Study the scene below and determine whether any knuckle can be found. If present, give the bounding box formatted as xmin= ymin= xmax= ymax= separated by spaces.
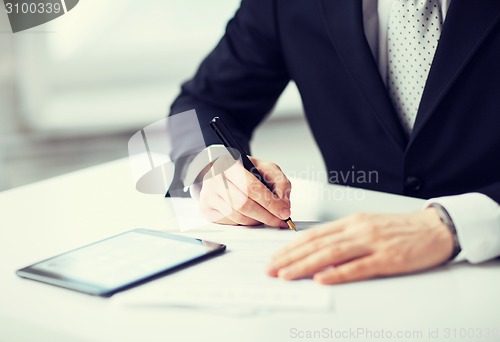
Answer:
xmin=363 ymin=222 xmax=377 ymax=232
xmin=302 ymin=231 xmax=319 ymax=243
xmin=390 ymin=250 xmax=409 ymax=268
xmin=277 ymin=179 xmax=292 ymax=194
xmin=273 ymin=188 xmax=284 ymax=199
xmin=273 ymin=172 xmax=286 ymax=185
xmin=261 ymin=192 xmax=275 ymax=210
xmin=309 ymin=239 xmax=324 ymax=251
xmin=327 ymin=246 xmax=342 ymax=259
xmin=239 ymin=198 xmax=255 ymax=213
xmin=372 ymin=257 xmax=389 ymax=275
xmin=247 ymin=180 xmax=262 ymax=196
xmin=248 ymin=156 xmax=261 ymax=165
xmin=369 ymin=257 xmax=381 ymax=269
xmin=352 ymin=261 xmax=368 ymax=274
xmin=261 ymin=161 xmax=272 ymax=169
xmin=359 ymin=221 xmax=378 ymax=237
xmin=265 ymin=159 xmax=277 ymax=168
xmin=271 ymin=163 xmax=281 ymax=174
xmin=352 ymin=212 xmax=369 ymax=222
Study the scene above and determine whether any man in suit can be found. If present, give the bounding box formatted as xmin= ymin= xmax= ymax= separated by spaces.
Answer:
xmin=169 ymin=0 xmax=500 ymax=284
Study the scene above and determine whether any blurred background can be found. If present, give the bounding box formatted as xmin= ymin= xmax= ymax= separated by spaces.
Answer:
xmin=0 ymin=0 xmax=324 ymax=192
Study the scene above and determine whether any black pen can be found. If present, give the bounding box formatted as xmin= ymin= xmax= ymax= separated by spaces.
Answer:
xmin=210 ymin=116 xmax=296 ymax=231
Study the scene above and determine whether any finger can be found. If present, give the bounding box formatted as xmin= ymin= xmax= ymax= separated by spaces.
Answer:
xmin=251 ymin=158 xmax=292 ymax=204
xmin=270 ymin=218 xmax=352 ymax=259
xmin=313 ymin=256 xmax=379 ymax=285
xmin=217 ymin=175 xmax=285 ymax=228
xmin=207 ymin=184 xmax=260 ymax=226
xmin=224 ymin=163 xmax=291 ymax=220
xmin=275 ymin=243 xmax=371 ymax=280
xmin=266 ymin=232 xmax=352 ymax=276
xmin=201 ymin=207 xmax=239 ymax=226
xmin=199 ymin=171 xmax=283 ymax=227
xmin=199 ymin=182 xmax=255 ymax=225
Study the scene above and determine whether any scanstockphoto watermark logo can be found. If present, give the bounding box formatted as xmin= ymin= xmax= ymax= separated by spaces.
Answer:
xmin=289 ymin=326 xmax=500 ymax=340
xmin=3 ymin=0 xmax=79 ymax=33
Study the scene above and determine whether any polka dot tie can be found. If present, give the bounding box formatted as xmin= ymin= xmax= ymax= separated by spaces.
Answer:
xmin=387 ymin=0 xmax=443 ymax=135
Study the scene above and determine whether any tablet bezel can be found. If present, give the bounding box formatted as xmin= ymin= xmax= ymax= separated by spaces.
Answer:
xmin=16 ymin=229 xmax=226 ymax=297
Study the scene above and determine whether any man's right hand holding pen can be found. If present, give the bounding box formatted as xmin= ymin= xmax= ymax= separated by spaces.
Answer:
xmin=195 ymin=155 xmax=293 ymax=229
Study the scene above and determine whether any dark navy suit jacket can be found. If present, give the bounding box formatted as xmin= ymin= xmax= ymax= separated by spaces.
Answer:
xmin=169 ymin=0 xmax=500 ymax=203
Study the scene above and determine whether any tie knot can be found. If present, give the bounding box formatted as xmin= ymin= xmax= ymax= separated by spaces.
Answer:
xmin=396 ymin=0 xmax=442 ymax=16
xmin=397 ymin=0 xmax=438 ymax=7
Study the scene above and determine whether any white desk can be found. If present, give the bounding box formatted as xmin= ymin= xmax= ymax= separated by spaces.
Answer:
xmin=1 ymin=159 xmax=499 ymax=342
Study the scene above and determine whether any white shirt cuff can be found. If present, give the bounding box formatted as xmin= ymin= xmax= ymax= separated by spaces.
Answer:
xmin=426 ymin=193 xmax=500 ymax=264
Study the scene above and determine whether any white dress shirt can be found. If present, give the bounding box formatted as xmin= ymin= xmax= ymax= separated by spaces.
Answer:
xmin=187 ymin=0 xmax=500 ymax=264
xmin=362 ymin=0 xmax=500 ymax=263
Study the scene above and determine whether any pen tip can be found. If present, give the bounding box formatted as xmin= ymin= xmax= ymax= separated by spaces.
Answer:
xmin=287 ymin=219 xmax=297 ymax=232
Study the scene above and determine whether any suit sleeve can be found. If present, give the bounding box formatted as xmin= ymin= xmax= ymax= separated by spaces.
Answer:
xmin=477 ymin=181 xmax=500 ymax=205
xmin=168 ymin=0 xmax=289 ymax=160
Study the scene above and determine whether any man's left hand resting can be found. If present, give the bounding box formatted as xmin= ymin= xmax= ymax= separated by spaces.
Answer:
xmin=267 ymin=208 xmax=454 ymax=285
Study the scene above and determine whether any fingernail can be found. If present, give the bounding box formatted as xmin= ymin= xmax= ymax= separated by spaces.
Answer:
xmin=280 ymin=221 xmax=289 ymax=229
xmin=278 ymin=268 xmax=292 ymax=279
xmin=279 ymin=207 xmax=291 ymax=220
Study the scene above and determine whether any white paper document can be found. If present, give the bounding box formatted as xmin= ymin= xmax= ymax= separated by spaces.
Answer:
xmin=114 ymin=223 xmax=334 ymax=314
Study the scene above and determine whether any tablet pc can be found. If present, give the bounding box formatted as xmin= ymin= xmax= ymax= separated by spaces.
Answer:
xmin=16 ymin=229 xmax=226 ymax=297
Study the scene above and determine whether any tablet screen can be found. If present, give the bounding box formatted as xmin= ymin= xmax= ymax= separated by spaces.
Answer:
xmin=17 ymin=229 xmax=226 ymax=296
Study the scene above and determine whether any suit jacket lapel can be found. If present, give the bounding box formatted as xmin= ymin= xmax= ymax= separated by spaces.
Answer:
xmin=411 ymin=0 xmax=500 ymax=143
xmin=320 ymin=0 xmax=408 ymax=150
